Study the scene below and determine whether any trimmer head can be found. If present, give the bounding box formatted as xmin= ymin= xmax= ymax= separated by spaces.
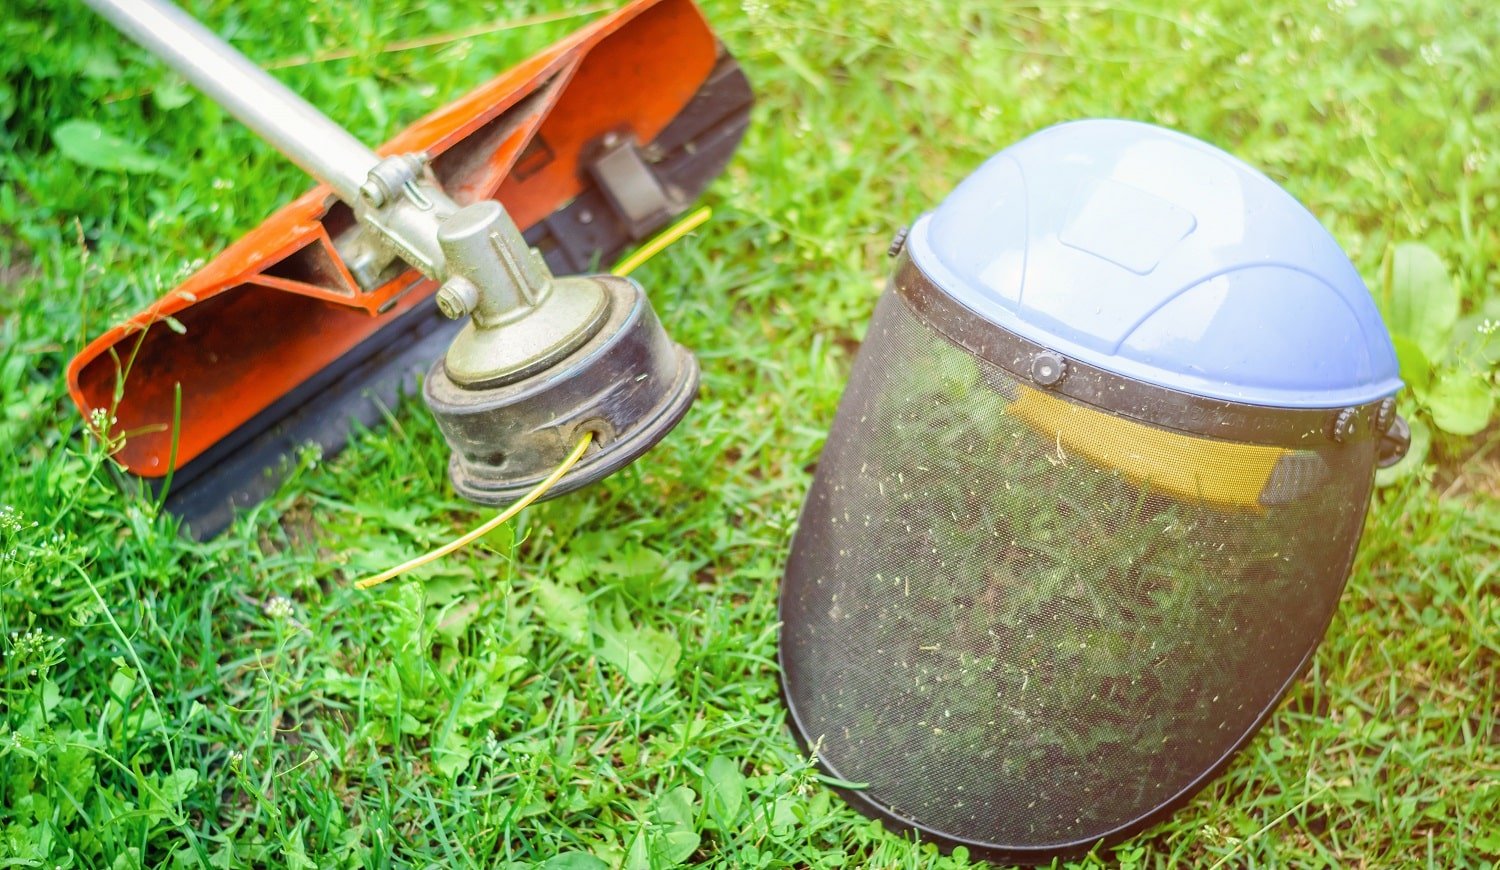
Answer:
xmin=67 ymin=0 xmax=751 ymax=535
xmin=425 ymin=275 xmax=698 ymax=503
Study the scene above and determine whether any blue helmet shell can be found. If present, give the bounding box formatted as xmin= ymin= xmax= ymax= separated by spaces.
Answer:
xmin=905 ymin=119 xmax=1402 ymax=409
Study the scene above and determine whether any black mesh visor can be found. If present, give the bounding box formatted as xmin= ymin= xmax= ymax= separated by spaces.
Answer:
xmin=780 ymin=286 xmax=1375 ymax=860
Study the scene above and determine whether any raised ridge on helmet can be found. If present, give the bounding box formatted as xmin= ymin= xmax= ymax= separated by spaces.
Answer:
xmin=905 ymin=118 xmax=1402 ymax=410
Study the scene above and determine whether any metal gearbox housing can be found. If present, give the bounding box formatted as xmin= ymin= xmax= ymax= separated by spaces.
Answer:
xmin=424 ymin=275 xmax=698 ymax=504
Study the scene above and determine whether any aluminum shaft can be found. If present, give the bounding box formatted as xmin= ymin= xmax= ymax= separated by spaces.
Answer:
xmin=84 ymin=0 xmax=379 ymax=204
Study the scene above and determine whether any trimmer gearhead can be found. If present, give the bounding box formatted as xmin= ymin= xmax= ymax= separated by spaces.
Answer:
xmin=424 ymin=274 xmax=697 ymax=503
xmin=411 ymin=179 xmax=698 ymax=504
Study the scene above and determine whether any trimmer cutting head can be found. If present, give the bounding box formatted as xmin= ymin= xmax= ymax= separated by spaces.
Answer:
xmin=425 ymin=274 xmax=698 ymax=503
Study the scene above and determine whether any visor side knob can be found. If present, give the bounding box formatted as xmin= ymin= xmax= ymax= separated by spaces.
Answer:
xmin=1030 ymin=351 xmax=1068 ymax=387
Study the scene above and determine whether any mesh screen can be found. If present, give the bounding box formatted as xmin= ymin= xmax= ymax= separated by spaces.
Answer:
xmin=781 ymin=287 xmax=1375 ymax=850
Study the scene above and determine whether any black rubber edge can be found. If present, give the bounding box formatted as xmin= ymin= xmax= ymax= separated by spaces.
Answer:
xmin=142 ymin=51 xmax=752 ymax=539
xmin=149 ymin=294 xmax=461 ymax=537
xmin=777 ymin=465 xmax=1376 ymax=865
xmin=893 ymin=252 xmax=1391 ymax=449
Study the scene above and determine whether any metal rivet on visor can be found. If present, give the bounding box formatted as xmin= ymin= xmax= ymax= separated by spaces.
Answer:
xmin=1029 ymin=351 xmax=1067 ymax=387
xmin=1329 ymin=407 xmax=1359 ymax=442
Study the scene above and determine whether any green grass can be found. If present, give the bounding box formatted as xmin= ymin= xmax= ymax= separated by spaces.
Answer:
xmin=2 ymin=0 xmax=1497 ymax=867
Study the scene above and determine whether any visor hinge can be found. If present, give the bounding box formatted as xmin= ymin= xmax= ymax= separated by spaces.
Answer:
xmin=888 ymin=226 xmax=909 ymax=258
xmin=1375 ymin=398 xmax=1411 ymax=468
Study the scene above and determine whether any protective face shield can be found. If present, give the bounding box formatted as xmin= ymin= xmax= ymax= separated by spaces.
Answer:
xmin=779 ymin=120 xmax=1409 ymax=862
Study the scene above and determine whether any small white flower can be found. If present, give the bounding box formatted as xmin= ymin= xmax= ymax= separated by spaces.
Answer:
xmin=4 ymin=629 xmax=63 ymax=677
xmin=1419 ymin=42 xmax=1443 ymax=65
xmin=265 ymin=596 xmax=295 ymax=620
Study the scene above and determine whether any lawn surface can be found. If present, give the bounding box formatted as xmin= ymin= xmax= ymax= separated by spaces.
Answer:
xmin=2 ymin=0 xmax=1497 ymax=867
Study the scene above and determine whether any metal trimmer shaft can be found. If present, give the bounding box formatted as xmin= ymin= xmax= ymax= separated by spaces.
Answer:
xmin=84 ymin=0 xmax=378 ymax=204
xmin=85 ymin=0 xmax=564 ymax=318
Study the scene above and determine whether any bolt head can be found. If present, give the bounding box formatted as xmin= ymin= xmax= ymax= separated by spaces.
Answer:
xmin=436 ymin=278 xmax=478 ymax=320
xmin=359 ymin=179 xmax=386 ymax=208
xmin=1030 ymin=351 xmax=1067 ymax=387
